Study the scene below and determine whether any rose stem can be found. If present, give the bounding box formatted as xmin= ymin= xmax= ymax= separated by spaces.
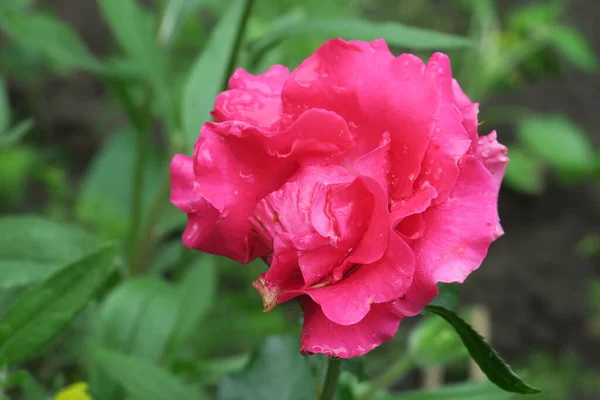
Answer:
xmin=318 ymin=357 xmax=342 ymax=400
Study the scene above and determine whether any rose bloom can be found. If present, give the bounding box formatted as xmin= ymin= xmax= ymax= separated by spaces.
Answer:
xmin=171 ymin=39 xmax=508 ymax=358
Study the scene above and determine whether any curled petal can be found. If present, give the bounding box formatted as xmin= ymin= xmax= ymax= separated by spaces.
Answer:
xmin=452 ymin=79 xmax=479 ymax=145
xmin=300 ymin=297 xmax=403 ymax=358
xmin=212 ymin=65 xmax=289 ymax=129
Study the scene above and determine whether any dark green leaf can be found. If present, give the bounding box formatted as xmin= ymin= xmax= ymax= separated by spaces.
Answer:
xmin=381 ymin=381 xmax=511 ymax=400
xmin=0 ymin=119 xmax=34 ymax=147
xmin=0 ymin=79 xmax=8 ymax=133
xmin=218 ymin=336 xmax=316 ymax=400
xmin=503 ymin=147 xmax=546 ymax=195
xmin=76 ymin=129 xmax=162 ymax=239
xmin=182 ymin=0 xmax=249 ymax=149
xmin=0 ymin=13 xmax=99 ymax=72
xmin=518 ymin=116 xmax=596 ymax=176
xmin=0 ymin=244 xmax=117 ymax=366
xmin=168 ymin=255 xmax=216 ymax=356
xmin=93 ymin=346 xmax=204 ymax=400
xmin=425 ymin=305 xmax=540 ymax=394
xmin=549 ymin=25 xmax=598 ymax=73
xmin=251 ymin=18 xmax=473 ymax=60
xmin=0 ymin=216 xmax=101 ymax=289
xmin=90 ymin=277 xmax=179 ymax=399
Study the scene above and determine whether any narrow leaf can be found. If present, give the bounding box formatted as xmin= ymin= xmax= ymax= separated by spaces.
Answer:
xmin=425 ymin=305 xmax=540 ymax=394
xmin=0 ymin=216 xmax=101 ymax=289
xmin=93 ymin=347 xmax=203 ymax=400
xmin=0 ymin=244 xmax=117 ymax=366
xmin=0 ymin=13 xmax=99 ymax=72
xmin=0 ymin=79 xmax=9 ymax=133
xmin=0 ymin=119 xmax=34 ymax=147
xmin=251 ymin=18 xmax=473 ymax=58
xmin=182 ymin=0 xmax=249 ymax=149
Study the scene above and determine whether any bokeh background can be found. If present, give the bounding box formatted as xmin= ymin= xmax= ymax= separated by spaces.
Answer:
xmin=1 ymin=0 xmax=599 ymax=399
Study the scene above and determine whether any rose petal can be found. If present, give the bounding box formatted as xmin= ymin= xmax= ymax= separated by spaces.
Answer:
xmin=282 ymin=38 xmax=440 ymax=200
xmin=212 ymin=65 xmax=289 ymax=130
xmin=300 ymin=297 xmax=403 ymax=358
xmin=452 ymin=78 xmax=479 ymax=146
xmin=305 ymin=231 xmax=414 ymax=325
xmin=413 ymin=155 xmax=499 ymax=284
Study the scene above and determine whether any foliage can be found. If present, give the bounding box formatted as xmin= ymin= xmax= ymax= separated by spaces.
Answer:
xmin=0 ymin=0 xmax=597 ymax=399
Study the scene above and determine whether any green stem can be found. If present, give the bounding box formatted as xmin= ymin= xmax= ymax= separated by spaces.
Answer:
xmin=359 ymin=356 xmax=413 ymax=400
xmin=221 ymin=0 xmax=256 ymax=91
xmin=318 ymin=358 xmax=341 ymax=400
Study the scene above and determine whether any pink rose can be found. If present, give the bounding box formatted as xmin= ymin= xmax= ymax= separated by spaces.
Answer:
xmin=170 ymin=39 xmax=508 ymax=358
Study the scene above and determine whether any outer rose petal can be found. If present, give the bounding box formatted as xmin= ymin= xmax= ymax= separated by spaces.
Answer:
xmin=304 ymin=232 xmax=414 ymax=325
xmin=300 ymin=297 xmax=403 ymax=358
xmin=413 ymin=155 xmax=499 ymax=284
xmin=212 ymin=65 xmax=289 ymax=130
xmin=282 ymin=38 xmax=440 ymax=200
xmin=415 ymin=54 xmax=472 ymax=205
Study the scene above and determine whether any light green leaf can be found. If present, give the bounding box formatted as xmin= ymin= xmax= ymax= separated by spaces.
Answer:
xmin=158 ymin=0 xmax=204 ymax=47
xmin=503 ymin=147 xmax=545 ymax=195
xmin=182 ymin=0 xmax=249 ymax=149
xmin=0 ymin=216 xmax=101 ymax=289
xmin=0 ymin=244 xmax=117 ymax=366
xmin=518 ymin=115 xmax=596 ymax=176
xmin=76 ymin=129 xmax=162 ymax=239
xmin=93 ymin=347 xmax=204 ymax=400
xmin=168 ymin=255 xmax=217 ymax=355
xmin=425 ymin=305 xmax=540 ymax=395
xmin=0 ymin=13 xmax=99 ymax=72
xmin=0 ymin=119 xmax=34 ymax=147
xmin=90 ymin=277 xmax=179 ymax=399
xmin=0 ymin=79 xmax=8 ymax=133
xmin=382 ymin=381 xmax=511 ymax=400
xmin=251 ymin=18 xmax=473 ymax=60
xmin=408 ymin=314 xmax=468 ymax=367
xmin=218 ymin=336 xmax=316 ymax=400
xmin=548 ymin=25 xmax=598 ymax=73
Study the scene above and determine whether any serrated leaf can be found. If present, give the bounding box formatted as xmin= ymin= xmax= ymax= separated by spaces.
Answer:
xmin=549 ymin=25 xmax=598 ymax=73
xmin=0 ymin=244 xmax=117 ymax=366
xmin=382 ymin=381 xmax=511 ymax=400
xmin=503 ymin=147 xmax=546 ymax=195
xmin=182 ymin=0 xmax=249 ymax=149
xmin=0 ymin=13 xmax=99 ymax=72
xmin=251 ymin=18 xmax=473 ymax=59
xmin=0 ymin=216 xmax=102 ymax=289
xmin=93 ymin=347 xmax=204 ymax=400
xmin=425 ymin=305 xmax=540 ymax=395
xmin=218 ymin=336 xmax=316 ymax=400
xmin=518 ymin=115 xmax=596 ymax=176
xmin=0 ymin=119 xmax=34 ymax=147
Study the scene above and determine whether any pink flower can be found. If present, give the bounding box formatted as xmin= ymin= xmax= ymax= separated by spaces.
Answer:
xmin=170 ymin=39 xmax=508 ymax=358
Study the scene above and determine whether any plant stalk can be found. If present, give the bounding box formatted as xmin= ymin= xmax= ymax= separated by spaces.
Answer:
xmin=318 ymin=357 xmax=342 ymax=400
xmin=359 ymin=356 xmax=413 ymax=400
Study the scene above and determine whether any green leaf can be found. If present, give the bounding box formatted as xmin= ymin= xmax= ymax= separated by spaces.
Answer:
xmin=168 ymin=255 xmax=217 ymax=356
xmin=182 ymin=0 xmax=249 ymax=149
xmin=548 ymin=25 xmax=598 ymax=73
xmin=518 ymin=115 xmax=596 ymax=176
xmin=251 ymin=18 xmax=473 ymax=60
xmin=18 ymin=373 xmax=47 ymax=400
xmin=90 ymin=277 xmax=179 ymax=399
xmin=0 ymin=216 xmax=102 ymax=289
xmin=218 ymin=335 xmax=316 ymax=400
xmin=158 ymin=0 xmax=204 ymax=47
xmin=382 ymin=381 xmax=511 ymax=400
xmin=408 ymin=314 xmax=468 ymax=367
xmin=0 ymin=244 xmax=117 ymax=366
xmin=0 ymin=79 xmax=8 ymax=134
xmin=425 ymin=305 xmax=540 ymax=395
xmin=503 ymin=146 xmax=546 ymax=195
xmin=507 ymin=0 xmax=562 ymax=34
xmin=0 ymin=119 xmax=34 ymax=147
xmin=0 ymin=13 xmax=99 ymax=72
xmin=93 ymin=346 xmax=204 ymax=400
xmin=76 ymin=129 xmax=162 ymax=239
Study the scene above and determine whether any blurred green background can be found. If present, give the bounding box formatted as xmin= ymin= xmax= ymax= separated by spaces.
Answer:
xmin=0 ymin=0 xmax=599 ymax=399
